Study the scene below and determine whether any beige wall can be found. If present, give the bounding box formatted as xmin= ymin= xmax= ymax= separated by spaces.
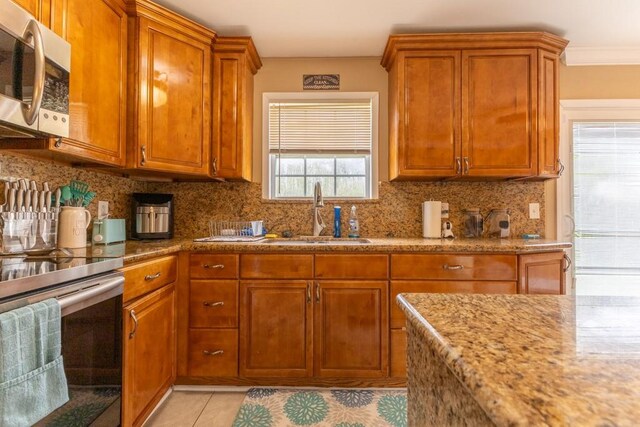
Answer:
xmin=252 ymin=57 xmax=389 ymax=182
xmin=545 ymin=64 xmax=640 ymax=238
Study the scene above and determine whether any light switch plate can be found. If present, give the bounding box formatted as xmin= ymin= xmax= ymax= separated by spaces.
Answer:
xmin=529 ymin=203 xmax=540 ymax=219
xmin=98 ymin=201 xmax=109 ymax=219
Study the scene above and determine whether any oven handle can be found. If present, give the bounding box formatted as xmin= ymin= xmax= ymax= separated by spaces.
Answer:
xmin=21 ymin=19 xmax=46 ymax=125
xmin=57 ymin=276 xmax=124 ymax=316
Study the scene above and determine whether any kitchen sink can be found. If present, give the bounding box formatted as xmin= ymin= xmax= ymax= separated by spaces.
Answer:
xmin=261 ymin=238 xmax=372 ymax=245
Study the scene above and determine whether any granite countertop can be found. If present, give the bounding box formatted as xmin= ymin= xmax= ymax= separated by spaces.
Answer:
xmin=397 ymin=293 xmax=640 ymax=426
xmin=95 ymin=237 xmax=570 ymax=264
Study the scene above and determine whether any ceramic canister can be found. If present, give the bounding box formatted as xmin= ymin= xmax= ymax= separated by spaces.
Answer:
xmin=58 ymin=206 xmax=92 ymax=248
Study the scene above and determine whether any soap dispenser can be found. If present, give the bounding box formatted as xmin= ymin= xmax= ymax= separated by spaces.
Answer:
xmin=348 ymin=205 xmax=360 ymax=238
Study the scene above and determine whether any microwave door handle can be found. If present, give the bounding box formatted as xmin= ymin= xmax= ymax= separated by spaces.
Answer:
xmin=21 ymin=19 xmax=46 ymax=125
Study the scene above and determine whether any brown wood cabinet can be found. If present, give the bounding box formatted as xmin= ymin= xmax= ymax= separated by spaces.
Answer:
xmin=47 ymin=0 xmax=128 ymax=166
xmin=212 ymin=37 xmax=262 ymax=180
xmin=123 ymin=283 xmax=176 ymax=427
xmin=239 ymin=280 xmax=313 ymax=378
xmin=126 ymin=0 xmax=215 ymax=176
xmin=11 ymin=0 xmax=49 ymax=22
xmin=382 ymin=32 xmax=568 ymax=180
xmin=519 ymin=252 xmax=566 ymax=294
xmin=315 ymin=281 xmax=388 ymax=378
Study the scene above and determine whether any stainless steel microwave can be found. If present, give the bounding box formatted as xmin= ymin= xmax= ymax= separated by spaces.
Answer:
xmin=0 ymin=0 xmax=71 ymax=138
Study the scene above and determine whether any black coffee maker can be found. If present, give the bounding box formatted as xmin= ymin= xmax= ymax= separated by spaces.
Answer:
xmin=131 ymin=193 xmax=174 ymax=240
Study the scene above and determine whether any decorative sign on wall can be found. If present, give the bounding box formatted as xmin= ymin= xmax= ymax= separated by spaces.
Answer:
xmin=303 ymin=74 xmax=340 ymax=90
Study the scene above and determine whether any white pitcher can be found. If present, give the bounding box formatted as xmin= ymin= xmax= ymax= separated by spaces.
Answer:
xmin=58 ymin=206 xmax=92 ymax=249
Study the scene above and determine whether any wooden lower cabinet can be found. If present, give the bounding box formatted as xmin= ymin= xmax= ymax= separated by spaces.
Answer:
xmin=315 ymin=281 xmax=388 ymax=378
xmin=519 ymin=252 xmax=566 ymax=294
xmin=390 ymin=329 xmax=407 ymax=378
xmin=123 ymin=283 xmax=176 ymax=427
xmin=188 ymin=329 xmax=238 ymax=377
xmin=239 ymin=280 xmax=313 ymax=377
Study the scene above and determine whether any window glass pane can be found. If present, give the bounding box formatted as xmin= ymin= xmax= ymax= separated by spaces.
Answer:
xmin=306 ymin=177 xmax=335 ymax=197
xmin=275 ymin=177 xmax=305 ymax=197
xmin=275 ymin=157 xmax=304 ymax=175
xmin=336 ymin=157 xmax=366 ymax=175
xmin=306 ymin=158 xmax=334 ymax=175
xmin=336 ymin=177 xmax=366 ymax=198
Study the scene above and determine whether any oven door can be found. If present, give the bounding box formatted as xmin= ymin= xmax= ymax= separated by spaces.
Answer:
xmin=0 ymin=0 xmax=70 ymax=138
xmin=33 ymin=273 xmax=124 ymax=427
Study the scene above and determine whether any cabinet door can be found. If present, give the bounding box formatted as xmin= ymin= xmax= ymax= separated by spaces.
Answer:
xmin=123 ymin=284 xmax=176 ymax=427
xmin=239 ymin=280 xmax=312 ymax=377
xmin=131 ymin=17 xmax=211 ymax=175
xmin=48 ymin=0 xmax=127 ymax=166
xmin=538 ymin=50 xmax=561 ymax=177
xmin=212 ymin=51 xmax=252 ymax=180
xmin=314 ymin=281 xmax=388 ymax=378
xmin=11 ymin=0 xmax=47 ymax=22
xmin=392 ymin=51 xmax=460 ymax=180
xmin=518 ymin=252 xmax=566 ymax=294
xmin=462 ymin=49 xmax=538 ymax=177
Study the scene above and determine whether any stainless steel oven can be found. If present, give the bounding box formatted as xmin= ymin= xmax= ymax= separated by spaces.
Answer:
xmin=0 ymin=0 xmax=71 ymax=138
xmin=0 ymin=255 xmax=123 ymax=426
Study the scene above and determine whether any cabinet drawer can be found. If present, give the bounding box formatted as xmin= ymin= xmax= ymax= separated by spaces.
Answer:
xmin=190 ymin=254 xmax=238 ymax=279
xmin=240 ymin=254 xmax=313 ymax=279
xmin=315 ymin=254 xmax=388 ymax=279
xmin=390 ymin=328 xmax=407 ymax=378
xmin=121 ymin=255 xmax=177 ymax=303
xmin=190 ymin=280 xmax=238 ymax=328
xmin=390 ymin=280 xmax=517 ymax=328
xmin=188 ymin=329 xmax=238 ymax=377
xmin=391 ymin=254 xmax=517 ymax=281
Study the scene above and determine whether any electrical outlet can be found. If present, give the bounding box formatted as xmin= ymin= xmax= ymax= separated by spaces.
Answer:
xmin=98 ymin=201 xmax=109 ymax=219
xmin=441 ymin=202 xmax=449 ymax=219
xmin=529 ymin=203 xmax=540 ymax=219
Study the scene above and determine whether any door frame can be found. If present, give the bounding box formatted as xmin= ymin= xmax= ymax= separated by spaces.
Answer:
xmin=558 ymin=99 xmax=640 ymax=293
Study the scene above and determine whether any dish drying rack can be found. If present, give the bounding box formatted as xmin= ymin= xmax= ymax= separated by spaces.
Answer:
xmin=194 ymin=220 xmax=265 ymax=243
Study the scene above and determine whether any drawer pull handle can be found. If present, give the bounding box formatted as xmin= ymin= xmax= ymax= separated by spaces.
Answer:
xmin=443 ymin=264 xmax=464 ymax=270
xmin=144 ymin=272 xmax=162 ymax=281
xmin=203 ymin=350 xmax=224 ymax=356
xmin=203 ymin=301 xmax=224 ymax=307
xmin=203 ymin=264 xmax=224 ymax=269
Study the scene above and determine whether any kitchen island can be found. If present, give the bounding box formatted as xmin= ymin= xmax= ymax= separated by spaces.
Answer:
xmin=396 ymin=293 xmax=640 ymax=426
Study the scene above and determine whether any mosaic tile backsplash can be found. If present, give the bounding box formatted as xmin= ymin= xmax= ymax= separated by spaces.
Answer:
xmin=1 ymin=153 xmax=545 ymax=239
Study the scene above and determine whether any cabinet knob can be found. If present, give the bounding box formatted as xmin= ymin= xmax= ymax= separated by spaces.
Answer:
xmin=443 ymin=264 xmax=464 ymax=270
xmin=563 ymin=254 xmax=572 ymax=273
xmin=54 ymin=138 xmax=62 ymax=148
xmin=203 ymin=301 xmax=224 ymax=307
xmin=212 ymin=157 xmax=218 ymax=176
xmin=456 ymin=157 xmax=462 ymax=175
xmin=129 ymin=310 xmax=138 ymax=339
xmin=463 ymin=157 xmax=470 ymax=175
xmin=557 ymin=158 xmax=565 ymax=176
xmin=203 ymin=350 xmax=224 ymax=356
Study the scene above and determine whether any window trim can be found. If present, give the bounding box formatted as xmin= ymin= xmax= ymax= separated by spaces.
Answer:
xmin=262 ymin=91 xmax=379 ymax=200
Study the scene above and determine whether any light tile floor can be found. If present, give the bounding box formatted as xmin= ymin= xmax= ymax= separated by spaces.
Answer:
xmin=145 ymin=391 xmax=245 ymax=427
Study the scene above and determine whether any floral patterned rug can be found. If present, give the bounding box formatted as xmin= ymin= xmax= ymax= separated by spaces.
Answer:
xmin=36 ymin=386 xmax=120 ymax=427
xmin=232 ymin=388 xmax=407 ymax=427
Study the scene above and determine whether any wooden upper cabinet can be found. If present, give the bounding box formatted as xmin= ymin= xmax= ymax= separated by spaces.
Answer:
xmin=382 ymin=32 xmax=568 ymax=181
xmin=126 ymin=0 xmax=215 ymax=176
xmin=47 ymin=0 xmax=128 ymax=166
xmin=11 ymin=0 xmax=49 ymax=23
xmin=389 ymin=51 xmax=460 ymax=180
xmin=462 ymin=49 xmax=537 ymax=177
xmin=212 ymin=37 xmax=262 ymax=180
xmin=538 ymin=50 xmax=561 ymax=177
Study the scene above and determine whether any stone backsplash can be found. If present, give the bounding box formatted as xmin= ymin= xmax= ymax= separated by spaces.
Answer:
xmin=1 ymin=153 xmax=545 ymax=240
xmin=147 ymin=180 xmax=545 ymax=239
xmin=0 ymin=153 xmax=146 ymax=223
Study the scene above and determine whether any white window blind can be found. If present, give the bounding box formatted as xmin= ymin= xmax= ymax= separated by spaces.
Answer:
xmin=573 ymin=122 xmax=640 ymax=275
xmin=268 ymin=101 xmax=372 ymax=153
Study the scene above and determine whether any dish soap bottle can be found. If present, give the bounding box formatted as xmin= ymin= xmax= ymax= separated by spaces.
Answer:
xmin=348 ymin=205 xmax=360 ymax=238
xmin=333 ymin=206 xmax=341 ymax=238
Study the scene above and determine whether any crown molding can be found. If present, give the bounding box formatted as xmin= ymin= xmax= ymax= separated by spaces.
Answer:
xmin=563 ymin=47 xmax=640 ymax=66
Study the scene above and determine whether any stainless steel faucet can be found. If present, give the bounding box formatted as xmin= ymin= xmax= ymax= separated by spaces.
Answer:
xmin=312 ymin=182 xmax=325 ymax=237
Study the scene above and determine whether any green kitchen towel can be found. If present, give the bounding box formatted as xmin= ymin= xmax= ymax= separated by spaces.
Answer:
xmin=0 ymin=299 xmax=69 ymax=426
